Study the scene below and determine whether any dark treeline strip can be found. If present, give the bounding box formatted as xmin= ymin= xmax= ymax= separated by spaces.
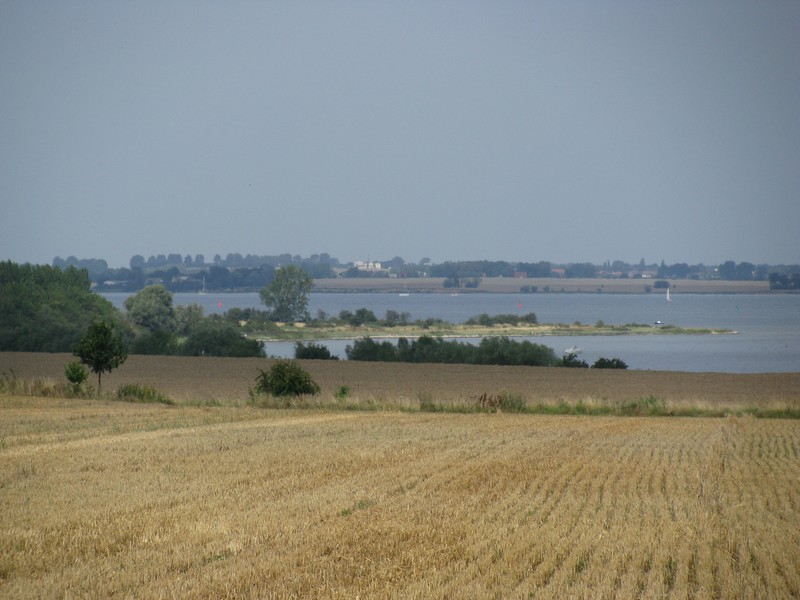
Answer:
xmin=0 ymin=261 xmax=123 ymax=352
xmin=50 ymin=253 xmax=800 ymax=294
xmin=345 ymin=336 xmax=561 ymax=367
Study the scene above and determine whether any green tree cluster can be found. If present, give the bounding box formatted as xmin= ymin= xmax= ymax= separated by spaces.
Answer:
xmin=294 ymin=342 xmax=338 ymax=360
xmin=564 ymin=263 xmax=599 ymax=278
xmin=259 ymin=265 xmax=313 ymax=322
xmin=345 ymin=335 xmax=559 ymax=367
xmin=429 ymin=260 xmax=516 ymax=279
xmin=465 ymin=313 xmax=538 ymax=326
xmin=124 ymin=285 xmax=176 ymax=332
xmin=337 ymin=308 xmax=378 ymax=326
xmin=769 ymin=272 xmax=800 ymax=290
xmin=591 ymin=357 xmax=628 ymax=369
xmin=181 ymin=320 xmax=263 ymax=357
xmin=0 ymin=261 xmax=124 ymax=352
xmin=123 ymin=285 xmax=263 ymax=357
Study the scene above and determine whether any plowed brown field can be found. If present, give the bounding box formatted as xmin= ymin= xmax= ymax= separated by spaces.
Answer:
xmin=1 ymin=352 xmax=798 ymax=409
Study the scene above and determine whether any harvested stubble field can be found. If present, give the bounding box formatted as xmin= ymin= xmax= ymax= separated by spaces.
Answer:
xmin=1 ymin=353 xmax=800 ymax=598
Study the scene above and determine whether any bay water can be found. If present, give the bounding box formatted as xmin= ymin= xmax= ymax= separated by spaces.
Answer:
xmin=101 ymin=291 xmax=800 ymax=373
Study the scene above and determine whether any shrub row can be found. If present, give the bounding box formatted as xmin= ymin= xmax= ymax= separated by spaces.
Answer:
xmin=464 ymin=313 xmax=538 ymax=326
xmin=345 ymin=335 xmax=560 ymax=367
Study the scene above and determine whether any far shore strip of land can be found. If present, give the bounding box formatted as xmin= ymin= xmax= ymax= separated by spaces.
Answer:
xmin=256 ymin=322 xmax=736 ymax=342
xmin=312 ymin=276 xmax=772 ymax=294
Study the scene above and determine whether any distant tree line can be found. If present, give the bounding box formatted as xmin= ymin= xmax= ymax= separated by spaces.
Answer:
xmin=343 ymin=335 xmax=629 ymax=369
xmin=345 ymin=335 xmax=561 ymax=367
xmin=0 ymin=261 xmax=124 ymax=352
xmin=769 ymin=272 xmax=800 ymax=290
xmin=2 ymin=261 xmax=638 ymax=368
xmin=126 ymin=251 xmax=340 ymax=273
xmin=2 ymin=261 xmax=279 ymax=356
xmin=49 ymin=253 xmax=799 ymax=293
xmin=53 ymin=252 xmax=339 ymax=292
xmin=465 ymin=313 xmax=539 ymax=326
xmin=123 ymin=285 xmax=263 ymax=357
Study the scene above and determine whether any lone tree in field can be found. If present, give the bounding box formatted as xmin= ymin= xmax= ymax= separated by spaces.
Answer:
xmin=73 ymin=320 xmax=128 ymax=393
xmin=259 ymin=265 xmax=313 ymax=322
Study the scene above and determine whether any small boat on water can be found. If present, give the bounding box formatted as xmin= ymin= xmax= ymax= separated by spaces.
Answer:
xmin=564 ymin=346 xmax=582 ymax=356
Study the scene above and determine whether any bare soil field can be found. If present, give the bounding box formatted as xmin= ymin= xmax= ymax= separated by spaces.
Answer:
xmin=313 ymin=277 xmax=771 ymax=294
xmin=1 ymin=352 xmax=799 ymax=410
xmin=1 ymin=399 xmax=798 ymax=598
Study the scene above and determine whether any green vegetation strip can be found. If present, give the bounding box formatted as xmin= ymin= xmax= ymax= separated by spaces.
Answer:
xmin=256 ymin=322 xmax=734 ymax=342
xmin=2 ymin=373 xmax=797 ymax=419
xmin=245 ymin=392 xmax=800 ymax=419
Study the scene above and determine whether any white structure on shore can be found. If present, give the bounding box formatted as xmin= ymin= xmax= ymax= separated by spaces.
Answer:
xmin=355 ymin=260 xmax=382 ymax=272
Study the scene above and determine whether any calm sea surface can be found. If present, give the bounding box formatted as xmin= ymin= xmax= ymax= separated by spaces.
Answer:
xmin=101 ymin=292 xmax=800 ymax=373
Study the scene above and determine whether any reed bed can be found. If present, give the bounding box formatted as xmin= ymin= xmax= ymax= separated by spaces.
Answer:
xmin=1 ymin=401 xmax=799 ymax=598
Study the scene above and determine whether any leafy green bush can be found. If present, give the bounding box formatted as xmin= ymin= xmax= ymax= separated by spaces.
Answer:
xmin=345 ymin=337 xmax=400 ymax=362
xmin=592 ymin=357 xmax=629 ymax=369
xmin=129 ymin=329 xmax=178 ymax=355
xmin=295 ymin=342 xmax=338 ymax=360
xmin=618 ymin=395 xmax=665 ymax=416
xmin=561 ymin=354 xmax=589 ymax=368
xmin=345 ymin=335 xmax=558 ymax=367
xmin=64 ymin=361 xmax=88 ymax=386
xmin=465 ymin=313 xmax=538 ymax=326
xmin=180 ymin=321 xmax=264 ymax=357
xmin=115 ymin=383 xmax=173 ymax=404
xmin=498 ymin=391 xmax=527 ymax=412
xmin=253 ymin=361 xmax=320 ymax=398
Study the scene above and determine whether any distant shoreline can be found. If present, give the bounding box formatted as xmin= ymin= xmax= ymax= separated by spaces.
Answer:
xmin=312 ymin=277 xmax=772 ymax=295
xmin=255 ymin=322 xmax=736 ymax=342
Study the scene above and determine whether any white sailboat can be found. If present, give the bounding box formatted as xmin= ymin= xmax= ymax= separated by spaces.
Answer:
xmin=199 ymin=276 xmax=208 ymax=295
xmin=666 ymin=287 xmax=671 ymax=302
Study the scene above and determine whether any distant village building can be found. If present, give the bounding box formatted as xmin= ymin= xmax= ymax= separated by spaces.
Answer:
xmin=355 ymin=260 xmax=383 ymax=272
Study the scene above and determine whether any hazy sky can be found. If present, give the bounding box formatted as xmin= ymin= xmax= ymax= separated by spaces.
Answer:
xmin=2 ymin=1 xmax=799 ymax=269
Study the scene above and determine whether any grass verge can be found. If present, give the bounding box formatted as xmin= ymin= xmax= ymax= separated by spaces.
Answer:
xmin=115 ymin=383 xmax=174 ymax=405
xmin=3 ymin=371 xmax=798 ymax=418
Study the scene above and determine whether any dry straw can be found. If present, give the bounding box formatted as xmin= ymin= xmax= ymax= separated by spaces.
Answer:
xmin=1 ymin=398 xmax=799 ymax=597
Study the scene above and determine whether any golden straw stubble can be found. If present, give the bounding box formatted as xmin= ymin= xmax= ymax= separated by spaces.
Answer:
xmin=1 ymin=397 xmax=799 ymax=598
